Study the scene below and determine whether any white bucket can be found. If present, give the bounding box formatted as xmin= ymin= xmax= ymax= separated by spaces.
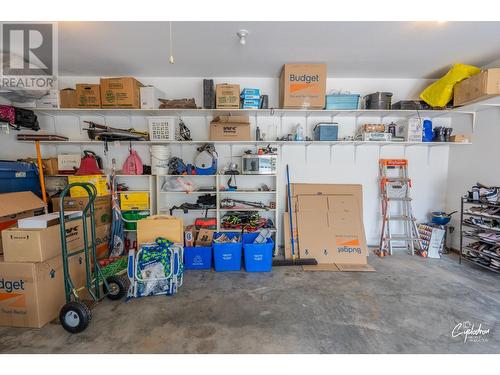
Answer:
xmin=150 ymin=145 xmax=170 ymax=175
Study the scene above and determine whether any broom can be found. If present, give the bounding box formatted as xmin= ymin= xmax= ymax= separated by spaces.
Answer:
xmin=273 ymin=164 xmax=317 ymax=267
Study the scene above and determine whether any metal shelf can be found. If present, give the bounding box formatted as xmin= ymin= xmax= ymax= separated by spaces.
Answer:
xmin=461 ymin=256 xmax=500 ymax=274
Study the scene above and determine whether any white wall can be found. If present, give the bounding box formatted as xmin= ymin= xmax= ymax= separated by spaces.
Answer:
xmin=0 ymin=75 xmax=455 ymax=247
xmin=446 ymin=108 xmax=500 ymax=249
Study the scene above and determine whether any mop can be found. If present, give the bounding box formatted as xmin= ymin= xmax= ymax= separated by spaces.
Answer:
xmin=273 ymin=164 xmax=317 ymax=267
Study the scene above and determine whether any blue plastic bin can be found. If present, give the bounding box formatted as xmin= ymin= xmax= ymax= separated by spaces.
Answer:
xmin=184 ymin=246 xmax=212 ymax=270
xmin=313 ymin=123 xmax=339 ymax=141
xmin=325 ymin=94 xmax=360 ymax=110
xmin=212 ymin=232 xmax=242 ymax=272
xmin=0 ymin=161 xmax=41 ymax=196
xmin=242 ymin=233 xmax=274 ymax=272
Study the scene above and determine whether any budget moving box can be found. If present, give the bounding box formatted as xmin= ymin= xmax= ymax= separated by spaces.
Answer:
xmin=454 ymin=68 xmax=500 ymax=106
xmin=216 ymin=84 xmax=240 ymax=109
xmin=76 ymin=84 xmax=101 ymax=108
xmin=280 ymin=63 xmax=327 ymax=109
xmin=0 ymin=192 xmax=46 ymax=254
xmin=52 ymin=195 xmax=112 ymax=226
xmin=0 ymin=254 xmax=86 ymax=328
xmin=100 ymin=77 xmax=143 ymax=109
xmin=210 ymin=116 xmax=251 ymax=141
xmin=2 ymin=217 xmax=87 ymax=263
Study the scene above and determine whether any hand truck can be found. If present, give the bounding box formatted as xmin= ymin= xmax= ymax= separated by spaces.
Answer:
xmin=58 ymin=182 xmax=129 ymax=333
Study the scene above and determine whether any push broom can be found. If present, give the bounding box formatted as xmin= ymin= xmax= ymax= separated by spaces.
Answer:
xmin=273 ymin=164 xmax=317 ymax=267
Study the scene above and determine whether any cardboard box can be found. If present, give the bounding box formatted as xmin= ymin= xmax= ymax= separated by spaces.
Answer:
xmin=2 ymin=217 xmax=87 ymax=263
xmin=209 ymin=116 xmax=251 ymax=141
xmin=137 ymin=215 xmax=183 ymax=245
xmin=59 ymin=88 xmax=77 ymax=108
xmin=454 ymin=68 xmax=500 ymax=106
xmin=76 ymin=84 xmax=101 ymax=108
xmin=43 ymin=158 xmax=59 ymax=176
xmin=119 ymin=192 xmax=149 ymax=210
xmin=0 ymin=192 xmax=46 ymax=254
xmin=94 ymin=223 xmax=111 ymax=260
xmin=36 ymin=98 xmax=59 ymax=109
xmin=280 ymin=64 xmax=327 ymax=109
xmin=140 ymin=86 xmax=164 ymax=109
xmin=296 ymin=194 xmax=368 ymax=265
xmin=216 ymin=84 xmax=240 ymax=109
xmin=67 ymin=175 xmax=110 ymax=197
xmin=196 ymin=229 xmax=214 ymax=247
xmin=100 ymin=77 xmax=143 ymax=109
xmin=0 ymin=254 xmax=86 ymax=328
xmin=57 ymin=154 xmax=81 ymax=173
xmin=450 ymin=134 xmax=471 ymax=143
xmin=18 ymin=211 xmax=82 ymax=228
xmin=184 ymin=225 xmax=196 ymax=247
xmin=52 ymin=195 xmax=112 ymax=226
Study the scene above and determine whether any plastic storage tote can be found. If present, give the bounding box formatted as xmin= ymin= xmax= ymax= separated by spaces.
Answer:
xmin=212 ymin=232 xmax=242 ymax=272
xmin=325 ymin=94 xmax=359 ymax=110
xmin=184 ymin=246 xmax=212 ymax=270
xmin=0 ymin=161 xmax=41 ymax=196
xmin=242 ymin=233 xmax=274 ymax=272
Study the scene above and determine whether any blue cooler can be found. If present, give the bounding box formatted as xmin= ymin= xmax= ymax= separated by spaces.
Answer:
xmin=0 ymin=161 xmax=41 ymax=196
xmin=184 ymin=246 xmax=212 ymax=270
xmin=213 ymin=232 xmax=242 ymax=272
xmin=325 ymin=94 xmax=360 ymax=110
xmin=313 ymin=123 xmax=339 ymax=141
xmin=243 ymin=233 xmax=273 ymax=272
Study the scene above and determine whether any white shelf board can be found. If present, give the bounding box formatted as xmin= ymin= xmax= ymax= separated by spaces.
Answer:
xmin=30 ymin=107 xmax=476 ymax=118
xmin=159 ymin=191 xmax=216 ymax=194
xmin=117 ymin=190 xmax=150 ymax=193
xmin=20 ymin=139 xmax=471 ymax=146
xmin=219 ymin=208 xmax=276 ymax=212
xmin=219 ymin=190 xmax=276 ymax=194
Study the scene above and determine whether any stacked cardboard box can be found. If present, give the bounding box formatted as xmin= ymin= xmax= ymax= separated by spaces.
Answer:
xmin=0 ymin=213 xmax=88 ymax=328
xmin=284 ymin=183 xmax=373 ymax=271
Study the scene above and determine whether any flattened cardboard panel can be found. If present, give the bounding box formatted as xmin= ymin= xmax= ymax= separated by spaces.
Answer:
xmin=297 ymin=210 xmax=334 ymax=261
xmin=302 ymin=264 xmax=340 ymax=272
xmin=336 ymin=263 xmax=375 ymax=272
xmin=297 ymin=195 xmax=329 ymax=211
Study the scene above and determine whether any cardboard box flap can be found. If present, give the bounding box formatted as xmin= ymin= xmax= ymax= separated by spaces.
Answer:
xmin=212 ymin=116 xmax=250 ymax=124
xmin=0 ymin=192 xmax=46 ymax=218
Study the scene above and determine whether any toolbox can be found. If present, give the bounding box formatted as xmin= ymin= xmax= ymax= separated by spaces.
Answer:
xmin=120 ymin=191 xmax=150 ymax=210
xmin=313 ymin=123 xmax=339 ymax=141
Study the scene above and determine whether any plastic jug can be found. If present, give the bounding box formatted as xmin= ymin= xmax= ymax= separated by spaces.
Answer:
xmin=422 ymin=120 xmax=433 ymax=142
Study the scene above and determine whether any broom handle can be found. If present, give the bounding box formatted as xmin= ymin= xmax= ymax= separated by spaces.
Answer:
xmin=286 ymin=165 xmax=296 ymax=260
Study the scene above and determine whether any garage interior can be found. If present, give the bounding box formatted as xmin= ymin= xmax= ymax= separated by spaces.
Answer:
xmin=0 ymin=20 xmax=500 ymax=356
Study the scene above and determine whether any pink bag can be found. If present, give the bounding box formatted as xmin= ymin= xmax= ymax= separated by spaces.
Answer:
xmin=122 ymin=149 xmax=143 ymax=175
xmin=0 ymin=105 xmax=15 ymax=125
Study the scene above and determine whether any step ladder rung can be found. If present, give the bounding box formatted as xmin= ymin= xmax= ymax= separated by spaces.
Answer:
xmin=381 ymin=178 xmax=411 ymax=182
xmin=387 ymin=216 xmax=416 ymax=221
xmin=385 ymin=235 xmax=420 ymax=241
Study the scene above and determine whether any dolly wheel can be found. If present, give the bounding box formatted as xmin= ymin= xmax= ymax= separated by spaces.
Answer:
xmin=104 ymin=275 xmax=128 ymax=300
xmin=60 ymin=301 xmax=91 ymax=334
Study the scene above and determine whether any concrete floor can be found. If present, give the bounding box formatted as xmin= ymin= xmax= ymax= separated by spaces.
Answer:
xmin=0 ymin=253 xmax=498 ymax=354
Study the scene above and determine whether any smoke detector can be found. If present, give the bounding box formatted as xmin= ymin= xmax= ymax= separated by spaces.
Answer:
xmin=237 ymin=29 xmax=248 ymax=45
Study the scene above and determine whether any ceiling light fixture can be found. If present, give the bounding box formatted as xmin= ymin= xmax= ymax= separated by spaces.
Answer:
xmin=237 ymin=29 xmax=248 ymax=45
xmin=169 ymin=21 xmax=175 ymax=64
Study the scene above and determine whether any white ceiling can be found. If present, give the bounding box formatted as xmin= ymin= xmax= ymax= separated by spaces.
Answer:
xmin=58 ymin=21 xmax=500 ymax=79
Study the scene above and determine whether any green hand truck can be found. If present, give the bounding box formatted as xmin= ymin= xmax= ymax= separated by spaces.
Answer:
xmin=58 ymin=182 xmax=128 ymax=333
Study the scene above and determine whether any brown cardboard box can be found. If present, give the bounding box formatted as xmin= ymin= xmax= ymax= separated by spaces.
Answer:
xmin=76 ymin=84 xmax=101 ymax=108
xmin=296 ymin=194 xmax=367 ymax=265
xmin=100 ymin=77 xmax=143 ymax=109
xmin=52 ymin=195 xmax=112 ymax=226
xmin=137 ymin=215 xmax=183 ymax=245
xmin=280 ymin=64 xmax=327 ymax=109
xmin=196 ymin=229 xmax=214 ymax=247
xmin=184 ymin=225 xmax=196 ymax=247
xmin=2 ymin=217 xmax=87 ymax=263
xmin=43 ymin=158 xmax=59 ymax=176
xmin=0 ymin=192 xmax=46 ymax=254
xmin=216 ymin=84 xmax=240 ymax=109
xmin=94 ymin=223 xmax=111 ymax=260
xmin=0 ymin=254 xmax=86 ymax=328
xmin=454 ymin=68 xmax=500 ymax=106
xmin=59 ymin=88 xmax=77 ymax=108
xmin=210 ymin=116 xmax=251 ymax=141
